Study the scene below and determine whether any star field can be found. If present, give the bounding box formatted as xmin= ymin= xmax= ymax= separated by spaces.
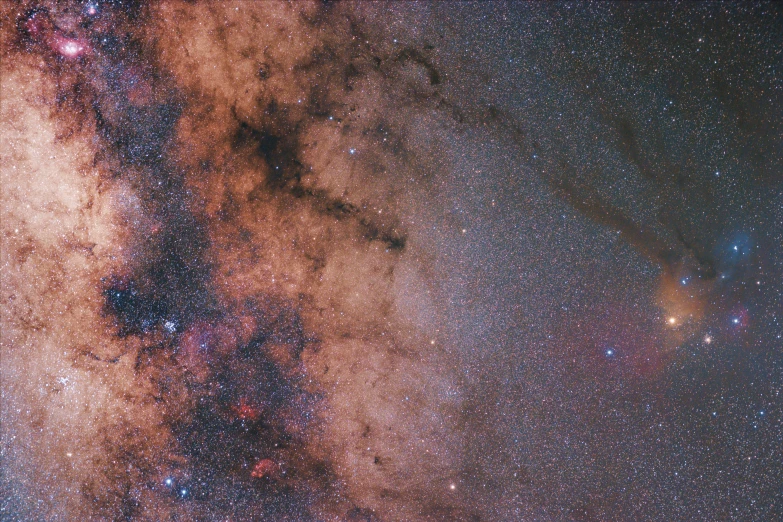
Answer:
xmin=1 ymin=2 xmax=781 ymax=521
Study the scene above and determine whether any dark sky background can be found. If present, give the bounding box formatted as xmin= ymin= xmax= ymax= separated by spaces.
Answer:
xmin=393 ymin=3 xmax=783 ymax=519
xmin=1 ymin=2 xmax=781 ymax=521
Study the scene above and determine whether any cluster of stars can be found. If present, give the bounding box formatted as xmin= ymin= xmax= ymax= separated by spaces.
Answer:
xmin=163 ymin=477 xmax=188 ymax=499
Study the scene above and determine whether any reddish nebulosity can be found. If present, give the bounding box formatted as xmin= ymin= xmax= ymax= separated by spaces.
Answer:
xmin=559 ymin=298 xmax=666 ymax=378
xmin=149 ymin=222 xmax=162 ymax=235
xmin=176 ymin=320 xmax=239 ymax=379
xmin=22 ymin=9 xmax=53 ymax=38
xmin=178 ymin=321 xmax=225 ymax=355
xmin=3 ymin=1 xmax=459 ymax=520
xmin=20 ymin=8 xmax=91 ymax=60
xmin=251 ymin=458 xmax=281 ymax=480
xmin=232 ymin=398 xmax=263 ymax=422
xmin=51 ymin=34 xmax=88 ymax=59
xmin=730 ymin=305 xmax=750 ymax=330
xmin=178 ymin=317 xmax=262 ymax=359
xmin=124 ymin=65 xmax=156 ymax=106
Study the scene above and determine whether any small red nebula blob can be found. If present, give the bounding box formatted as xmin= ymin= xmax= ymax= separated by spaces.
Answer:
xmin=23 ymin=11 xmax=53 ymax=39
xmin=251 ymin=459 xmax=280 ymax=480
xmin=124 ymin=66 xmax=155 ymax=106
xmin=729 ymin=305 xmax=750 ymax=330
xmin=232 ymin=398 xmax=263 ymax=421
xmin=179 ymin=320 xmax=239 ymax=358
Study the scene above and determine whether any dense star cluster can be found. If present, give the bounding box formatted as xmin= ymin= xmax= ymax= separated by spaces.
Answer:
xmin=1 ymin=1 xmax=781 ymax=521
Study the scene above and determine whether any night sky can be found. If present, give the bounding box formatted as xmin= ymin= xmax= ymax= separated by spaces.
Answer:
xmin=1 ymin=2 xmax=781 ymax=521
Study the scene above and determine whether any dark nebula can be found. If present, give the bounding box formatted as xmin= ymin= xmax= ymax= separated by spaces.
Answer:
xmin=1 ymin=2 xmax=781 ymax=521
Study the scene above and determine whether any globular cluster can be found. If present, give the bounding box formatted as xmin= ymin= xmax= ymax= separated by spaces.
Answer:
xmin=1 ymin=1 xmax=781 ymax=521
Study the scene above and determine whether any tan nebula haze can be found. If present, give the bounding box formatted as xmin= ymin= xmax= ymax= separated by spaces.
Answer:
xmin=1 ymin=2 xmax=469 ymax=519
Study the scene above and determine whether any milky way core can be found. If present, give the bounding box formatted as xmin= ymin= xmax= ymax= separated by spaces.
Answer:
xmin=2 ymin=2 xmax=782 ymax=521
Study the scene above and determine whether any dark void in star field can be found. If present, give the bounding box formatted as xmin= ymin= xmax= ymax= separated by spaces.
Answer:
xmin=1 ymin=2 xmax=781 ymax=521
